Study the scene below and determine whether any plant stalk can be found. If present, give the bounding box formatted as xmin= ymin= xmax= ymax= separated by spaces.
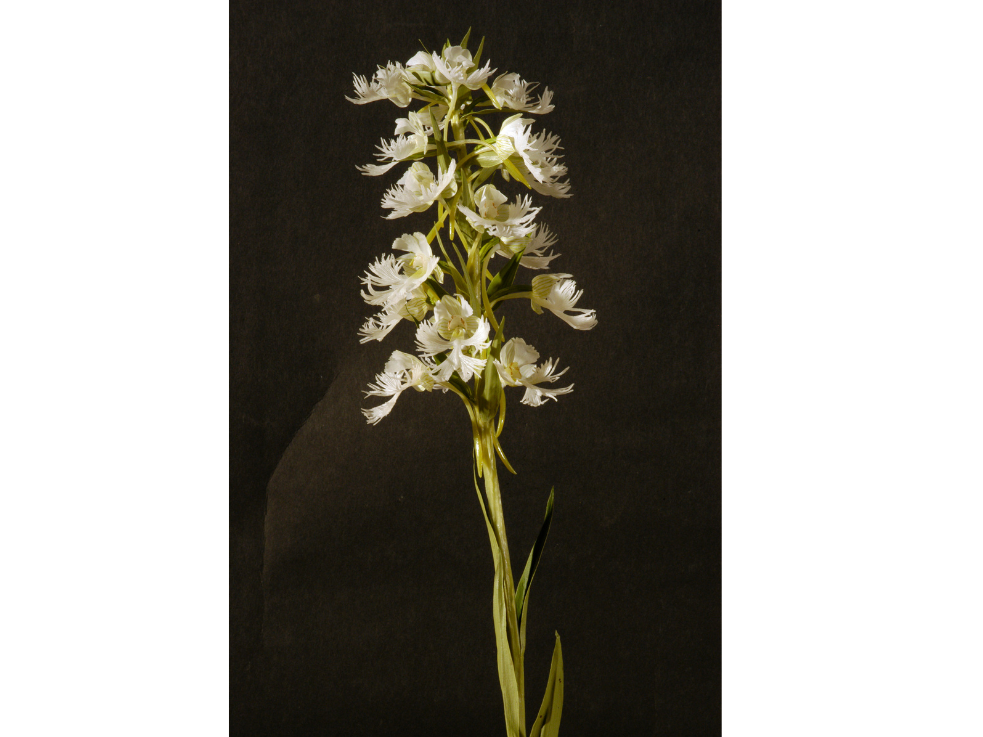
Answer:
xmin=478 ymin=420 xmax=526 ymax=734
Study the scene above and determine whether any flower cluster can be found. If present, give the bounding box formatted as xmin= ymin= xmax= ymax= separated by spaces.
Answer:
xmin=350 ymin=37 xmax=596 ymax=428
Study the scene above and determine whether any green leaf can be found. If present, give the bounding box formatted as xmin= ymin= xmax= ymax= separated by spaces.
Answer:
xmin=448 ymin=374 xmax=473 ymax=401
xmin=430 ymin=108 xmax=451 ymax=174
xmin=477 ymin=323 xmax=505 ymax=423
xmin=529 ymin=634 xmax=564 ymax=737
xmin=480 ymin=82 xmax=502 ymax=111
xmin=502 ymin=156 xmax=531 ymax=187
xmin=460 ymin=27 xmax=472 ymax=49
xmin=473 ymin=36 xmax=486 ymax=66
xmin=489 ymin=284 xmax=532 ymax=303
xmin=429 ymin=107 xmax=444 ymax=143
xmin=478 ymin=236 xmax=502 ymax=265
xmin=487 ymin=252 xmax=522 ymax=299
xmin=472 ymin=467 xmax=525 ymax=737
xmin=471 ymin=167 xmax=494 ymax=190
xmin=515 ymin=488 xmax=554 ymax=631
xmin=425 ymin=277 xmax=448 ymax=299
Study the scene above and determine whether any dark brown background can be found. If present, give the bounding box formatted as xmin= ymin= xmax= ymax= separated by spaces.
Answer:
xmin=231 ymin=1 xmax=720 ymax=734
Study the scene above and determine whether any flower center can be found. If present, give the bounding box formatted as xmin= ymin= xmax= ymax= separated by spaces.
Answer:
xmin=446 ymin=315 xmax=468 ymax=338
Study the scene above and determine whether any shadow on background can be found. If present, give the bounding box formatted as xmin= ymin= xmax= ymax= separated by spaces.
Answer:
xmin=232 ymin=1 xmax=720 ymax=734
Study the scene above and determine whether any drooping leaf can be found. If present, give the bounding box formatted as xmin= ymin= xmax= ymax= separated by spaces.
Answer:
xmin=529 ymin=633 xmax=564 ymax=737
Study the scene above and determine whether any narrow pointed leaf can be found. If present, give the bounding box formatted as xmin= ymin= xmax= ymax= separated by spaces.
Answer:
xmin=478 ymin=236 xmax=502 ymax=265
xmin=489 ymin=284 xmax=532 ymax=303
xmin=478 ymin=335 xmax=504 ymax=422
xmin=482 ymin=82 xmax=502 ymax=109
xmin=529 ymin=634 xmax=564 ymax=737
xmin=487 ymin=252 xmax=522 ymax=298
xmin=502 ymin=156 xmax=531 ymax=187
xmin=473 ymin=467 xmax=525 ymax=737
xmin=515 ymin=488 xmax=554 ymax=628
xmin=425 ymin=277 xmax=448 ymax=299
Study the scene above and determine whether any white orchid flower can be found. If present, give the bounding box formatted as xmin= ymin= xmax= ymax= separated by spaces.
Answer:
xmin=357 ymin=134 xmax=429 ymax=176
xmin=394 ymin=108 xmax=443 ymax=138
xmin=360 ymin=233 xmax=440 ymax=309
xmin=457 ymin=185 xmax=540 ymax=243
xmin=346 ymin=62 xmax=413 ymax=108
xmin=393 ymin=231 xmax=444 ymax=283
xmin=490 ymin=73 xmax=554 ymax=115
xmin=431 ymin=46 xmax=495 ymax=94
xmin=494 ymin=115 xmax=571 ymax=198
xmin=472 ymin=183 xmax=508 ymax=219
xmin=494 ymin=338 xmax=573 ymax=407
xmin=530 ymin=274 xmax=597 ymax=330
xmin=517 ymin=163 xmax=573 ymax=198
xmin=495 ymin=223 xmax=561 ymax=270
xmin=360 ymin=110 xmax=449 ymax=176
xmin=406 ymin=50 xmax=437 ymax=71
xmin=381 ymin=160 xmax=457 ymax=219
xmin=415 ymin=295 xmax=491 ymax=382
xmin=358 ymin=288 xmax=429 ymax=344
xmin=362 ymin=351 xmax=438 ymax=425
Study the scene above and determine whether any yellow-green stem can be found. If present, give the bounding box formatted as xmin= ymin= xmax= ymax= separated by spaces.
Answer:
xmin=478 ymin=421 xmax=526 ymax=732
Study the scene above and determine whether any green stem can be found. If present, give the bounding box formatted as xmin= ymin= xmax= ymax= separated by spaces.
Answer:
xmin=477 ymin=420 xmax=526 ymax=733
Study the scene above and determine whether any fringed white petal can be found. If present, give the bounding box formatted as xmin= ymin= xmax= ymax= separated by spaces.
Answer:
xmin=531 ymin=277 xmax=597 ymax=330
xmin=358 ymin=308 xmax=403 ymax=344
xmin=357 ymin=161 xmax=400 ymax=176
xmin=362 ymin=394 xmax=401 ymax=425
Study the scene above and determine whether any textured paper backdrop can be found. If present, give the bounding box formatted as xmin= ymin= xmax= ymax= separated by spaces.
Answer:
xmin=232 ymin=1 xmax=720 ymax=733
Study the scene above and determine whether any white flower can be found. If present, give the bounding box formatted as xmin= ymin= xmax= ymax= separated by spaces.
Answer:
xmin=346 ymin=62 xmax=413 ymax=108
xmin=495 ymin=223 xmax=560 ymax=270
xmin=472 ymin=183 xmax=508 ymax=220
xmin=358 ymin=232 xmax=441 ymax=343
xmin=496 ymin=115 xmax=571 ymax=198
xmin=515 ymin=162 xmax=572 ymax=199
xmin=362 ymin=351 xmax=437 ymax=425
xmin=357 ymin=134 xmax=428 ymax=176
xmin=457 ymin=185 xmax=540 ymax=243
xmin=406 ymin=50 xmax=438 ymax=74
xmin=360 ymin=232 xmax=440 ymax=308
xmin=394 ymin=108 xmax=442 ymax=138
xmin=358 ymin=289 xmax=429 ymax=344
xmin=494 ymin=338 xmax=573 ymax=407
xmin=431 ymin=46 xmax=495 ymax=94
xmin=530 ymin=274 xmax=597 ymax=330
xmin=490 ymin=73 xmax=554 ymax=115
xmin=415 ymin=295 xmax=491 ymax=382
xmin=381 ymin=160 xmax=457 ymax=219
